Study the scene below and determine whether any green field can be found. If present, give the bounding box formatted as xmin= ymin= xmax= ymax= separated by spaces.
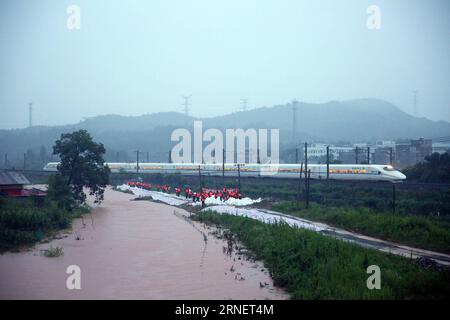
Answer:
xmin=0 ymin=197 xmax=89 ymax=252
xmin=273 ymin=202 xmax=450 ymax=253
xmin=193 ymin=211 xmax=450 ymax=299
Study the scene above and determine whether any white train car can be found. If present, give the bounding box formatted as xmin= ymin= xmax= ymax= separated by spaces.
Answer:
xmin=43 ymin=162 xmax=406 ymax=182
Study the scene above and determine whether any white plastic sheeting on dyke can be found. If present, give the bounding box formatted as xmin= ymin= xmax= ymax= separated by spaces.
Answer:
xmin=117 ymin=184 xmax=262 ymax=207
xmin=202 ymin=205 xmax=327 ymax=232
xmin=189 ymin=196 xmax=262 ymax=207
xmin=116 ymin=184 xmax=188 ymax=206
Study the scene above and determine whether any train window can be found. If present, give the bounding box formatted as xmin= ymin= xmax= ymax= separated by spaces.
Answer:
xmin=383 ymin=166 xmax=395 ymax=171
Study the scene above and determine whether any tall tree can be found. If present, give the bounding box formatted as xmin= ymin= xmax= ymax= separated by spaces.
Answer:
xmin=53 ymin=130 xmax=110 ymax=204
xmin=403 ymin=152 xmax=450 ymax=183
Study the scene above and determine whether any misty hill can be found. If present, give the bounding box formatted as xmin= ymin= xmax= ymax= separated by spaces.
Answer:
xmin=76 ymin=112 xmax=194 ymax=132
xmin=203 ymin=99 xmax=450 ymax=141
xmin=1 ymin=98 xmax=449 ymax=165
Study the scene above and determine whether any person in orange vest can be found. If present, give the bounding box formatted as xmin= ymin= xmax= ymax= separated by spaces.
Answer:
xmin=175 ymin=187 xmax=181 ymax=197
xmin=201 ymin=192 xmax=207 ymax=208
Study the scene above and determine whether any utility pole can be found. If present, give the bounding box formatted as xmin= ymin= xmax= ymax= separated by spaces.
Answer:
xmin=367 ymin=147 xmax=370 ymax=164
xmin=146 ymin=151 xmax=149 ymax=163
xmin=237 ymin=164 xmax=241 ymax=191
xmin=306 ymin=169 xmax=311 ymax=209
xmin=28 ymin=102 xmax=33 ymax=128
xmin=4 ymin=153 xmax=7 ymax=168
xmin=326 ymin=145 xmax=330 ymax=179
xmin=295 ymin=148 xmax=298 ymax=164
xmin=355 ymin=147 xmax=359 ymax=164
xmin=198 ymin=165 xmax=202 ymax=191
xmin=392 ymin=183 xmax=396 ymax=214
xmin=297 ymin=162 xmax=303 ymax=209
xmin=136 ymin=150 xmax=140 ymax=175
xmin=389 ymin=147 xmax=393 ymax=166
xmin=257 ymin=148 xmax=260 ymax=164
xmin=222 ymin=148 xmax=225 ymax=182
xmin=169 ymin=150 xmax=172 ymax=163
xmin=304 ymin=142 xmax=308 ymax=192
xmin=23 ymin=153 xmax=26 ymax=170
xmin=292 ymin=100 xmax=298 ymax=141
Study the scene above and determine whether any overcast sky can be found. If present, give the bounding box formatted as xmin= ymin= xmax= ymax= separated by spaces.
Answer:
xmin=0 ymin=0 xmax=449 ymax=129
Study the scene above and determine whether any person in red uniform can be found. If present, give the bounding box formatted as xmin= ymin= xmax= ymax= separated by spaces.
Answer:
xmin=201 ymin=192 xmax=207 ymax=208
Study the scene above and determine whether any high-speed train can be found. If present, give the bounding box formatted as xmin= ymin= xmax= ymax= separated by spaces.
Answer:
xmin=43 ymin=162 xmax=406 ymax=182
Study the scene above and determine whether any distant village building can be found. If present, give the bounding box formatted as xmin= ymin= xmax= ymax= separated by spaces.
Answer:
xmin=371 ymin=140 xmax=395 ymax=165
xmin=432 ymin=142 xmax=450 ymax=154
xmin=306 ymin=144 xmax=354 ymax=163
xmin=395 ymin=138 xmax=432 ymax=169
xmin=375 ymin=140 xmax=395 ymax=148
xmin=0 ymin=171 xmax=46 ymax=197
xmin=373 ymin=147 xmax=392 ymax=165
xmin=337 ymin=150 xmax=356 ymax=164
xmin=301 ymin=139 xmax=435 ymax=167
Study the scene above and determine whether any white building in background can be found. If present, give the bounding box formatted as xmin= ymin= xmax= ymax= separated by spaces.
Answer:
xmin=307 ymin=143 xmax=328 ymax=158
xmin=307 ymin=143 xmax=354 ymax=163
xmin=432 ymin=142 xmax=450 ymax=154
xmin=375 ymin=140 xmax=396 ymax=148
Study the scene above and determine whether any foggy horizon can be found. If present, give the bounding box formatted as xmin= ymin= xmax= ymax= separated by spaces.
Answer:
xmin=1 ymin=0 xmax=450 ymax=129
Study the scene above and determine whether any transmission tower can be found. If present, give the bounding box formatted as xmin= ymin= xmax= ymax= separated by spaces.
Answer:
xmin=240 ymin=98 xmax=248 ymax=112
xmin=182 ymin=95 xmax=191 ymax=117
xmin=28 ymin=102 xmax=33 ymax=127
xmin=413 ymin=90 xmax=418 ymax=116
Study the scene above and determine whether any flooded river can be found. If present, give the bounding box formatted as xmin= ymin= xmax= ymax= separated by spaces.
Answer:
xmin=0 ymin=188 xmax=287 ymax=300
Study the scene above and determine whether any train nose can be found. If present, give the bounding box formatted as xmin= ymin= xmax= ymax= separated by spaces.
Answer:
xmin=396 ymin=172 xmax=406 ymax=180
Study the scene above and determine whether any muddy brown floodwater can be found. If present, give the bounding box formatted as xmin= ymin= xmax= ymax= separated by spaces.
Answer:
xmin=0 ymin=188 xmax=288 ymax=300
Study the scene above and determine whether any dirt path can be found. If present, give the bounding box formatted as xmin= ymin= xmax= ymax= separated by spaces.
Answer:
xmin=0 ymin=188 xmax=287 ymax=300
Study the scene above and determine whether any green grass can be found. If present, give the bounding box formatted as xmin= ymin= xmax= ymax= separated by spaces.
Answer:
xmin=272 ymin=202 xmax=450 ymax=254
xmin=193 ymin=211 xmax=450 ymax=299
xmin=42 ymin=245 xmax=64 ymax=257
xmin=0 ymin=197 xmax=89 ymax=252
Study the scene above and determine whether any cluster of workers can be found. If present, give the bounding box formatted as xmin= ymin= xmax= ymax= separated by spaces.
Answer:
xmin=126 ymin=181 xmax=242 ymax=207
xmin=127 ymin=181 xmax=171 ymax=193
